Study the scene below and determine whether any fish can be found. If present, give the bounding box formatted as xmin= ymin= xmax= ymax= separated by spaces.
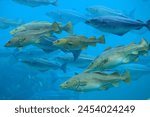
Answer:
xmin=113 ymin=63 xmax=150 ymax=72
xmin=46 ymin=9 xmax=86 ymax=25
xmin=53 ymin=35 xmax=105 ymax=61
xmin=85 ymin=16 xmax=150 ymax=36
xmin=60 ymin=71 xmax=130 ymax=92
xmin=84 ymin=38 xmax=150 ymax=73
xmin=10 ymin=21 xmax=73 ymax=35
xmin=12 ymin=0 xmax=58 ymax=7
xmin=20 ymin=57 xmax=67 ymax=73
xmin=86 ymin=5 xmax=127 ymax=18
xmin=5 ymin=29 xmax=50 ymax=48
xmin=54 ymin=54 xmax=94 ymax=68
xmin=34 ymin=36 xmax=59 ymax=53
xmin=0 ymin=17 xmax=23 ymax=29
xmin=53 ymin=35 xmax=105 ymax=50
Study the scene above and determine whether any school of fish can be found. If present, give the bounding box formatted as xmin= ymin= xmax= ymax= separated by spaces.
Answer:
xmin=1 ymin=0 xmax=150 ymax=93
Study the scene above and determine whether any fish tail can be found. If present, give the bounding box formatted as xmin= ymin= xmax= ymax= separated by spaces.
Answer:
xmin=50 ymin=0 xmax=58 ymax=6
xmin=97 ymin=35 xmax=105 ymax=44
xmin=123 ymin=71 xmax=131 ymax=83
xmin=140 ymin=38 xmax=149 ymax=56
xmin=139 ymin=38 xmax=149 ymax=55
xmin=60 ymin=63 xmax=67 ymax=73
xmin=146 ymin=20 xmax=150 ymax=30
xmin=63 ymin=21 xmax=73 ymax=34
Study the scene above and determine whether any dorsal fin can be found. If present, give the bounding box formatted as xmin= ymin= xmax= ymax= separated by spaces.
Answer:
xmin=89 ymin=36 xmax=96 ymax=40
xmin=104 ymin=47 xmax=112 ymax=51
xmin=111 ymin=72 xmax=120 ymax=76
xmin=79 ymin=35 xmax=86 ymax=39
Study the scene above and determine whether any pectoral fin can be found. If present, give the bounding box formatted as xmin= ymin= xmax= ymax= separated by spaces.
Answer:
xmin=79 ymin=81 xmax=87 ymax=86
xmin=99 ymin=85 xmax=109 ymax=90
xmin=112 ymin=82 xmax=119 ymax=87
xmin=123 ymin=57 xmax=130 ymax=63
xmin=132 ymin=51 xmax=138 ymax=55
xmin=71 ymin=50 xmax=81 ymax=61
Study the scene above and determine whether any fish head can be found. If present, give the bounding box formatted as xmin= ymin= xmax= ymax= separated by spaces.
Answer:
xmin=60 ymin=77 xmax=79 ymax=90
xmin=85 ymin=18 xmax=102 ymax=26
xmin=10 ymin=27 xmax=25 ymax=35
xmin=5 ymin=37 xmax=27 ymax=47
xmin=53 ymin=39 xmax=67 ymax=47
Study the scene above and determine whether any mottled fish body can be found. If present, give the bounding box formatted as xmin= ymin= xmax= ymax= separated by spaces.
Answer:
xmin=85 ymin=38 xmax=149 ymax=73
xmin=60 ymin=71 xmax=130 ymax=92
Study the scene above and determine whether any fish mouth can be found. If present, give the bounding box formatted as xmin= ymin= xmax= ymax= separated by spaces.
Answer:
xmin=4 ymin=42 xmax=10 ymax=47
xmin=60 ymin=84 xmax=68 ymax=89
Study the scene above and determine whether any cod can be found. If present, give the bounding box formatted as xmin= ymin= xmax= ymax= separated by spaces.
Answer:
xmin=10 ymin=21 xmax=73 ymax=35
xmin=53 ymin=35 xmax=105 ymax=61
xmin=84 ymin=38 xmax=150 ymax=73
xmin=60 ymin=71 xmax=130 ymax=92
xmin=5 ymin=29 xmax=51 ymax=48
xmin=53 ymin=35 xmax=105 ymax=50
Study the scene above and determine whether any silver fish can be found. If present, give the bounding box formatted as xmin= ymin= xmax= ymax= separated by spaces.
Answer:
xmin=20 ymin=57 xmax=67 ymax=73
xmin=84 ymin=38 xmax=150 ymax=73
xmin=85 ymin=16 xmax=150 ymax=36
xmin=0 ymin=17 xmax=23 ymax=29
xmin=54 ymin=54 xmax=94 ymax=68
xmin=12 ymin=0 xmax=57 ymax=7
xmin=46 ymin=9 xmax=86 ymax=25
xmin=86 ymin=5 xmax=127 ymax=18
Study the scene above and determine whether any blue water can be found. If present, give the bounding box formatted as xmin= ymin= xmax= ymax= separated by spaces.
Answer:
xmin=0 ymin=0 xmax=150 ymax=100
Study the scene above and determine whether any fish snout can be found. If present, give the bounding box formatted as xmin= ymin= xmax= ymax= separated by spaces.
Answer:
xmin=60 ymin=83 xmax=67 ymax=89
xmin=4 ymin=41 xmax=11 ymax=47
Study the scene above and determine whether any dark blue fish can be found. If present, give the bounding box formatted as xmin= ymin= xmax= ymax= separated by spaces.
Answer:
xmin=85 ymin=16 xmax=150 ymax=36
xmin=35 ymin=36 xmax=59 ymax=53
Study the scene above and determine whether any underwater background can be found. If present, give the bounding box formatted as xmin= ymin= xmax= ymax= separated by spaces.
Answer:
xmin=0 ymin=0 xmax=150 ymax=100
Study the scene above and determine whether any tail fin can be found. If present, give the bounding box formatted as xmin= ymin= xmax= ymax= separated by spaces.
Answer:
xmin=97 ymin=35 xmax=105 ymax=44
xmin=50 ymin=0 xmax=58 ymax=6
xmin=146 ymin=20 xmax=150 ymax=30
xmin=71 ymin=50 xmax=81 ymax=61
xmin=139 ymin=38 xmax=149 ymax=48
xmin=51 ymin=22 xmax=61 ymax=33
xmin=60 ymin=63 xmax=67 ymax=73
xmin=63 ymin=21 xmax=73 ymax=34
xmin=123 ymin=71 xmax=131 ymax=83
